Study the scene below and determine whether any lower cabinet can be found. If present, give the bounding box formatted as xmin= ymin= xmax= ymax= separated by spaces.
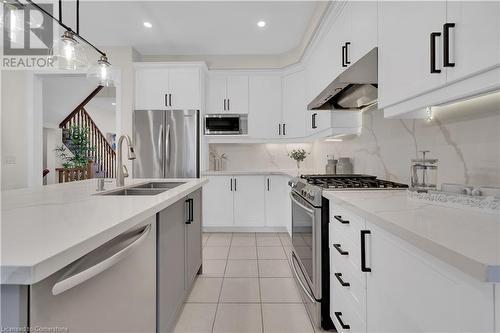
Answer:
xmin=203 ymin=175 xmax=290 ymax=231
xmin=329 ymin=202 xmax=495 ymax=333
xmin=158 ymin=189 xmax=202 ymax=332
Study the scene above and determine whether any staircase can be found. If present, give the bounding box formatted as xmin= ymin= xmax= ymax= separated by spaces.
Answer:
xmin=59 ymin=86 xmax=116 ymax=180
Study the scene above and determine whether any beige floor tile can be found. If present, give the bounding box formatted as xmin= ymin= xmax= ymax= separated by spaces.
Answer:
xmin=202 ymin=260 xmax=227 ymax=277
xmin=206 ymin=236 xmax=232 ymax=247
xmin=225 ymin=260 xmax=258 ymax=277
xmin=260 ymin=278 xmax=302 ymax=303
xmin=173 ymin=303 xmax=217 ymax=333
xmin=203 ymin=246 xmax=230 ymax=260
xmin=232 ymin=232 xmax=256 ymax=237
xmin=228 ymin=246 xmax=257 ymax=260
xmin=231 ymin=236 xmax=256 ymax=247
xmin=257 ymin=236 xmax=282 ymax=247
xmin=202 ymin=234 xmax=210 ymax=247
xmin=213 ymin=303 xmax=262 ymax=333
xmin=279 ymin=235 xmax=293 ymax=247
xmin=257 ymin=246 xmax=286 ymax=260
xmin=220 ymin=278 xmax=260 ymax=303
xmin=262 ymin=303 xmax=314 ymax=333
xmin=256 ymin=232 xmax=277 ymax=237
xmin=187 ymin=277 xmax=223 ymax=303
xmin=258 ymin=260 xmax=292 ymax=277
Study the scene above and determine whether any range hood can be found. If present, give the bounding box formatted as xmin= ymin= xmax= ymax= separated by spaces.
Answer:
xmin=308 ymin=47 xmax=378 ymax=111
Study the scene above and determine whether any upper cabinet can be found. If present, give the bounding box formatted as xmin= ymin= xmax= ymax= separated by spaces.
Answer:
xmin=248 ymin=75 xmax=282 ymax=139
xmin=207 ymin=74 xmax=249 ymax=114
xmin=282 ymin=70 xmax=308 ymax=138
xmin=378 ymin=1 xmax=500 ymax=116
xmin=135 ymin=64 xmax=202 ymax=110
xmin=348 ymin=1 xmax=378 ymax=64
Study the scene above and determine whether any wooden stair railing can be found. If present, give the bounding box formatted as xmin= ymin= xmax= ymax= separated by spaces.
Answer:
xmin=56 ymin=161 xmax=93 ymax=183
xmin=59 ymin=86 xmax=116 ymax=180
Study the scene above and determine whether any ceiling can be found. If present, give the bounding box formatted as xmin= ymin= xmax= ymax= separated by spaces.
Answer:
xmin=61 ymin=1 xmax=320 ymax=56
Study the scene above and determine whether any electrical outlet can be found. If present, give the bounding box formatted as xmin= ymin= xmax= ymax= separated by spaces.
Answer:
xmin=4 ymin=156 xmax=16 ymax=165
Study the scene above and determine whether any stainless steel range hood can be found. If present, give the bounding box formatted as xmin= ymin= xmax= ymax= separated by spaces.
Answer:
xmin=308 ymin=47 xmax=378 ymax=111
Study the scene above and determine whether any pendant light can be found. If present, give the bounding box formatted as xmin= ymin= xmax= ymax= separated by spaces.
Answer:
xmin=50 ymin=30 xmax=88 ymax=70
xmin=87 ymin=55 xmax=114 ymax=87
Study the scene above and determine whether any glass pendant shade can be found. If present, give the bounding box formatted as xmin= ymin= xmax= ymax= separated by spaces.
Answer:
xmin=49 ymin=30 xmax=88 ymax=70
xmin=1 ymin=2 xmax=25 ymax=45
xmin=87 ymin=55 xmax=114 ymax=87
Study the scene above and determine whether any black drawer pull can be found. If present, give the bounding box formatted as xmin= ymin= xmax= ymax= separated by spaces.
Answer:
xmin=333 ymin=244 xmax=349 ymax=256
xmin=334 ymin=273 xmax=350 ymax=287
xmin=361 ymin=230 xmax=371 ymax=272
xmin=334 ymin=215 xmax=349 ymax=224
xmin=443 ymin=23 xmax=455 ymax=67
xmin=430 ymin=32 xmax=442 ymax=73
xmin=334 ymin=312 xmax=350 ymax=330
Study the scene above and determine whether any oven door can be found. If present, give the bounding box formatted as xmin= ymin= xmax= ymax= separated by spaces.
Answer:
xmin=289 ymin=191 xmax=322 ymax=327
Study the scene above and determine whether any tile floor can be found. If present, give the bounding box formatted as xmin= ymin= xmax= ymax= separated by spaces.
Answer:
xmin=173 ymin=232 xmax=316 ymax=333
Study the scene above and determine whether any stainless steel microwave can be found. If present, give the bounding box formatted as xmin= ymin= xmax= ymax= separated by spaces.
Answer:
xmin=204 ymin=114 xmax=248 ymax=135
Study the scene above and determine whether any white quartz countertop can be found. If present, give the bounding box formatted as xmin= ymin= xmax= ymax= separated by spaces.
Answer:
xmin=202 ymin=169 xmax=313 ymax=177
xmin=1 ymin=178 xmax=207 ymax=285
xmin=323 ymin=190 xmax=500 ymax=282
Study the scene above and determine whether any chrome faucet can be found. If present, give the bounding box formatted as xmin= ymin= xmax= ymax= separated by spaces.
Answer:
xmin=116 ymin=134 xmax=137 ymax=187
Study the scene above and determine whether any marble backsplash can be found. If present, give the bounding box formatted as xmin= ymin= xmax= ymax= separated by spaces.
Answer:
xmin=208 ymin=92 xmax=500 ymax=187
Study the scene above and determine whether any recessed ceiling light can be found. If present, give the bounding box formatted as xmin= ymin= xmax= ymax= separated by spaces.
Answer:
xmin=112 ymin=102 xmax=116 ymax=106
xmin=143 ymin=22 xmax=152 ymax=28
xmin=257 ymin=20 xmax=266 ymax=28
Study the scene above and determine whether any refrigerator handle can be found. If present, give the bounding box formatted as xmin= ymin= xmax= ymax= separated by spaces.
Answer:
xmin=52 ymin=224 xmax=152 ymax=296
xmin=159 ymin=124 xmax=164 ymax=174
xmin=165 ymin=124 xmax=171 ymax=174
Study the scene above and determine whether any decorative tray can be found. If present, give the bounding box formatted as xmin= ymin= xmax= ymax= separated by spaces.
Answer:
xmin=407 ymin=189 xmax=500 ymax=214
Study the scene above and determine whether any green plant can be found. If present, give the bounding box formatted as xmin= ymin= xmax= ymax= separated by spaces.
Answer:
xmin=288 ymin=149 xmax=309 ymax=162
xmin=55 ymin=125 xmax=95 ymax=169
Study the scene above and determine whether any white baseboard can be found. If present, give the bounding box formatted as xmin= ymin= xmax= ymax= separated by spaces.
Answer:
xmin=203 ymin=226 xmax=288 ymax=233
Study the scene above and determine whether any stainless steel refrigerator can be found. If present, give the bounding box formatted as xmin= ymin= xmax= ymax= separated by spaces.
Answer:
xmin=133 ymin=110 xmax=199 ymax=178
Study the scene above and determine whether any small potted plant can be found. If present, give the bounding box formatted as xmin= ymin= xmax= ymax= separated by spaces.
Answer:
xmin=288 ymin=148 xmax=309 ymax=175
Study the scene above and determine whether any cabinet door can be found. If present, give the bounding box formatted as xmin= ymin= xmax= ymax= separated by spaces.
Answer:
xmin=282 ymin=71 xmax=307 ymax=138
xmin=366 ymin=223 xmax=494 ymax=333
xmin=378 ymin=1 xmax=447 ymax=108
xmin=446 ymin=1 xmax=500 ymax=82
xmin=264 ymin=176 xmax=289 ymax=228
xmin=249 ymin=75 xmax=282 ymax=139
xmin=169 ymin=68 xmax=201 ymax=110
xmin=202 ymin=176 xmax=234 ymax=226
xmin=186 ymin=189 xmax=202 ymax=287
xmin=207 ymin=75 xmax=227 ymax=113
xmin=157 ymin=200 xmax=187 ymax=332
xmin=135 ymin=68 xmax=170 ymax=109
xmin=349 ymin=1 xmax=378 ymax=64
xmin=226 ymin=76 xmax=249 ymax=114
xmin=233 ymin=176 xmax=266 ymax=227
xmin=309 ymin=111 xmax=332 ymax=135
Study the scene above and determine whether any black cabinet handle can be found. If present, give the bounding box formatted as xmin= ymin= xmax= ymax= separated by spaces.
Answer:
xmin=185 ymin=199 xmax=192 ymax=224
xmin=334 ymin=312 xmax=350 ymax=330
xmin=189 ymin=198 xmax=194 ymax=223
xmin=267 ymin=178 xmax=270 ymax=191
xmin=334 ymin=273 xmax=350 ymax=287
xmin=361 ymin=230 xmax=371 ymax=272
xmin=312 ymin=113 xmax=317 ymax=129
xmin=345 ymin=42 xmax=351 ymax=65
xmin=223 ymin=99 xmax=226 ymax=111
xmin=230 ymin=178 xmax=233 ymax=191
xmin=334 ymin=215 xmax=349 ymax=224
xmin=227 ymin=99 xmax=230 ymax=111
xmin=169 ymin=94 xmax=172 ymax=107
xmin=165 ymin=94 xmax=168 ymax=107
xmin=443 ymin=23 xmax=455 ymax=67
xmin=234 ymin=178 xmax=237 ymax=191
xmin=333 ymin=244 xmax=349 ymax=256
xmin=279 ymin=123 xmax=282 ymax=136
xmin=341 ymin=45 xmax=347 ymax=67
xmin=430 ymin=32 xmax=442 ymax=73
xmin=283 ymin=123 xmax=286 ymax=136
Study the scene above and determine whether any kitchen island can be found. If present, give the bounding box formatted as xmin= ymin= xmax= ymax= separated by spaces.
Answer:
xmin=1 ymin=178 xmax=207 ymax=332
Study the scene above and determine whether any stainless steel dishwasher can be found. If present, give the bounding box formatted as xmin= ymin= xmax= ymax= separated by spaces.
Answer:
xmin=28 ymin=217 xmax=156 ymax=332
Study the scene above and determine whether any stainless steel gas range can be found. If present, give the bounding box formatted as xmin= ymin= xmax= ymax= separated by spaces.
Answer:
xmin=288 ymin=174 xmax=408 ymax=331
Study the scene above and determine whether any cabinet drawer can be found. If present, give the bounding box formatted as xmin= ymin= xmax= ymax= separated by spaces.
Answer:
xmin=331 ymin=280 xmax=366 ymax=333
xmin=331 ymin=261 xmax=366 ymax=321
xmin=330 ymin=204 xmax=365 ymax=244
xmin=330 ymin=223 xmax=362 ymax=274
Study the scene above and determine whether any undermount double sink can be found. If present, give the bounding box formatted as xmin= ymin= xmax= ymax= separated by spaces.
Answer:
xmin=101 ymin=182 xmax=186 ymax=196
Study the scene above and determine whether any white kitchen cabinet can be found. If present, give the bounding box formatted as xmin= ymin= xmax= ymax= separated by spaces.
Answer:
xmin=445 ymin=1 xmax=500 ymax=82
xmin=168 ymin=68 xmax=201 ymax=110
xmin=233 ymin=176 xmax=266 ymax=227
xmin=207 ymin=74 xmax=249 ymax=114
xmin=248 ymin=75 xmax=282 ymax=139
xmin=282 ymin=70 xmax=307 ymax=138
xmin=135 ymin=64 xmax=201 ymax=110
xmin=202 ymin=176 xmax=234 ymax=226
xmin=349 ymin=1 xmax=378 ymax=64
xmin=308 ymin=111 xmax=332 ymax=135
xmin=378 ymin=1 xmax=447 ymax=109
xmin=264 ymin=175 xmax=290 ymax=229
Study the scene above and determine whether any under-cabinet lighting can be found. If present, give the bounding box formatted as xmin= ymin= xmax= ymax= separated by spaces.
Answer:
xmin=325 ymin=138 xmax=343 ymax=142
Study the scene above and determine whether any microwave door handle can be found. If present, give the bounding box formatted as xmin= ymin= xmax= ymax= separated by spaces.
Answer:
xmin=52 ymin=224 xmax=152 ymax=295
xmin=289 ymin=192 xmax=314 ymax=217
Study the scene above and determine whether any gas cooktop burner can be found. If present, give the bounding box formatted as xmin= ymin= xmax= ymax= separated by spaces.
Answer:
xmin=300 ymin=174 xmax=408 ymax=190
